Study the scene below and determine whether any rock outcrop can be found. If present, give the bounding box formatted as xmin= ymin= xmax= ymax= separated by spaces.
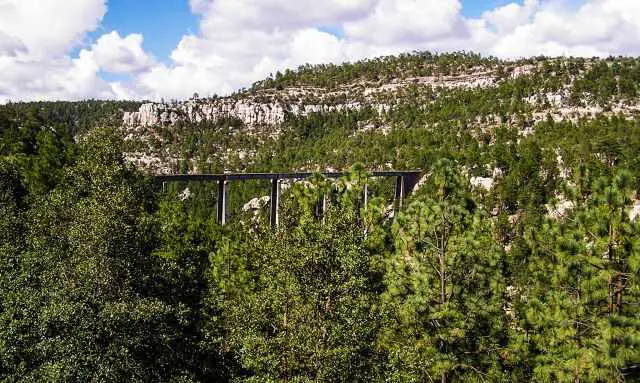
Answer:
xmin=121 ymin=65 xmax=533 ymax=130
xmin=123 ymin=99 xmax=288 ymax=128
xmin=122 ymin=99 xmax=385 ymax=129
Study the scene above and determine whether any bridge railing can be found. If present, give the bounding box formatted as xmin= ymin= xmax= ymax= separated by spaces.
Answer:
xmin=156 ymin=171 xmax=422 ymax=227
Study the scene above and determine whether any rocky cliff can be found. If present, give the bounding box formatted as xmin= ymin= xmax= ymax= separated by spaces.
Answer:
xmin=119 ymin=56 xmax=640 ymax=177
xmin=123 ymin=99 xmax=288 ymax=128
xmin=121 ymin=65 xmax=529 ymax=130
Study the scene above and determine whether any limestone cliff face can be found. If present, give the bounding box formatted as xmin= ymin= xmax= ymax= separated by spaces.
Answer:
xmin=123 ymin=99 xmax=288 ymax=127
xmin=120 ymin=67 xmax=519 ymax=129
xmin=122 ymin=98 xmax=378 ymax=129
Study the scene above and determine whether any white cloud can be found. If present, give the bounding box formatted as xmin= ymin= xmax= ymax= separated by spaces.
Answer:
xmin=6 ymin=0 xmax=640 ymax=102
xmin=483 ymin=0 xmax=640 ymax=58
xmin=0 ymin=0 xmax=112 ymax=103
xmin=481 ymin=0 xmax=539 ymax=34
xmin=344 ymin=0 xmax=465 ymax=45
xmin=124 ymin=0 xmax=470 ymax=100
xmin=87 ymin=31 xmax=155 ymax=74
xmin=198 ymin=0 xmax=377 ymax=33
xmin=0 ymin=30 xmax=25 ymax=56
xmin=188 ymin=0 xmax=210 ymax=15
xmin=287 ymin=29 xmax=345 ymax=66
xmin=0 ymin=52 xmax=113 ymax=103
xmin=0 ymin=0 xmax=106 ymax=57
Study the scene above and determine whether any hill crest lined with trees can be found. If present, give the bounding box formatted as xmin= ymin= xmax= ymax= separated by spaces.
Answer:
xmin=119 ymin=53 xmax=640 ymax=176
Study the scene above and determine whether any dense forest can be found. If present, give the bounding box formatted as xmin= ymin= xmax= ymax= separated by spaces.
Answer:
xmin=1 ymin=52 xmax=640 ymax=382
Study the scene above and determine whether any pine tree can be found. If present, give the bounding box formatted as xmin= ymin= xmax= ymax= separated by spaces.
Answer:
xmin=379 ymin=159 xmax=508 ymax=382
xmin=518 ymin=169 xmax=640 ymax=382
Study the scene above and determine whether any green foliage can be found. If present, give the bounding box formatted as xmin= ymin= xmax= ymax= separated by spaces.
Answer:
xmin=0 ymin=100 xmax=141 ymax=136
xmin=251 ymin=52 xmax=498 ymax=90
xmin=152 ymin=195 xmax=237 ymax=381
xmin=517 ymin=170 xmax=640 ymax=382
xmin=0 ymin=131 xmax=199 ymax=382
xmin=380 ymin=160 xmax=508 ymax=382
xmin=3 ymin=52 xmax=640 ymax=382
xmin=215 ymin=175 xmax=384 ymax=382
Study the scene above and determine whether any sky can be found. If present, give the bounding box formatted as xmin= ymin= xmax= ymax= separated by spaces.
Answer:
xmin=0 ymin=0 xmax=639 ymax=103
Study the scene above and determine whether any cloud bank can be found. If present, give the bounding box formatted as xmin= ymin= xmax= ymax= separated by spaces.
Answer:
xmin=1 ymin=0 xmax=640 ymax=102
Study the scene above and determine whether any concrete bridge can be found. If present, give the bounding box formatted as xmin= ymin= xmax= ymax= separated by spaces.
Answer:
xmin=156 ymin=171 xmax=422 ymax=227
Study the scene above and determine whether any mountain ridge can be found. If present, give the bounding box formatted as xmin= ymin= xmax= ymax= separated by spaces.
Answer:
xmin=118 ymin=52 xmax=640 ymax=175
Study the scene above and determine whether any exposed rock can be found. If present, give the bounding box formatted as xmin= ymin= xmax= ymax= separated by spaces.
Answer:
xmin=123 ymin=100 xmax=289 ymax=128
xmin=122 ymin=99 xmax=389 ymax=132
xmin=356 ymin=123 xmax=392 ymax=136
xmin=470 ymin=176 xmax=494 ymax=191
xmin=556 ymin=153 xmax=571 ymax=180
xmin=524 ymin=92 xmax=565 ymax=107
xmin=179 ymin=188 xmax=192 ymax=202
xmin=508 ymin=211 xmax=522 ymax=225
xmin=363 ymin=71 xmax=498 ymax=95
xmin=510 ymin=65 xmax=535 ymax=78
xmin=630 ymin=200 xmax=640 ymax=222
xmin=121 ymin=65 xmax=528 ymax=132
xmin=243 ymin=196 xmax=270 ymax=212
xmin=124 ymin=152 xmax=178 ymax=175
xmin=117 ymin=59 xmax=640 ymax=179
xmin=414 ymin=174 xmax=430 ymax=191
xmin=546 ymin=199 xmax=575 ymax=220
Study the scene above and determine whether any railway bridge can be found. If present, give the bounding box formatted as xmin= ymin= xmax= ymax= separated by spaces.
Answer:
xmin=156 ymin=171 xmax=422 ymax=227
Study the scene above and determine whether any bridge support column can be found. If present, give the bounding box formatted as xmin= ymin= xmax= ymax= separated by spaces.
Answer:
xmin=394 ymin=176 xmax=405 ymax=216
xmin=321 ymin=194 xmax=327 ymax=225
xmin=313 ymin=193 xmax=328 ymax=223
xmin=217 ymin=180 xmax=227 ymax=225
xmin=393 ymin=173 xmax=421 ymax=216
xmin=270 ymin=178 xmax=280 ymax=228
xmin=364 ymin=183 xmax=369 ymax=211
xmin=402 ymin=172 xmax=421 ymax=197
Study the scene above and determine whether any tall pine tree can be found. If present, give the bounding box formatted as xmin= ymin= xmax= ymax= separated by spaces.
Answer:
xmin=380 ymin=159 xmax=508 ymax=382
xmin=519 ymin=169 xmax=640 ymax=382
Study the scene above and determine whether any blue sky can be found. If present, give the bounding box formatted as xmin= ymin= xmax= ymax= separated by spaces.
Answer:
xmin=462 ymin=0 xmax=521 ymax=16
xmin=85 ymin=0 xmax=198 ymax=64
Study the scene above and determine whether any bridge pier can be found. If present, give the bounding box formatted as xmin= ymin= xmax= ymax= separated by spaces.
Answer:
xmin=270 ymin=178 xmax=280 ymax=228
xmin=394 ymin=173 xmax=421 ymax=215
xmin=394 ymin=176 xmax=404 ymax=215
xmin=217 ymin=180 xmax=227 ymax=225
xmin=321 ymin=194 xmax=327 ymax=225
xmin=364 ymin=183 xmax=369 ymax=210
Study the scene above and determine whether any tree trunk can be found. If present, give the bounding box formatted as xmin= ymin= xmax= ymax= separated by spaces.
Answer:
xmin=608 ymin=274 xmax=613 ymax=316
xmin=439 ymin=232 xmax=447 ymax=383
xmin=616 ymin=272 xmax=623 ymax=314
xmin=440 ymin=252 xmax=446 ymax=306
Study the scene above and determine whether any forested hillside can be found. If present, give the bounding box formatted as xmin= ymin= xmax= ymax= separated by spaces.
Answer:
xmin=1 ymin=52 xmax=640 ymax=382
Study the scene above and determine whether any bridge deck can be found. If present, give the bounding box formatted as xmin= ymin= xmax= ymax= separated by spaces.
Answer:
xmin=156 ymin=171 xmax=421 ymax=182
xmin=156 ymin=171 xmax=422 ymax=227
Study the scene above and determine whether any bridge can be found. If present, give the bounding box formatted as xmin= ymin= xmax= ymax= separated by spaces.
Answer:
xmin=156 ymin=171 xmax=422 ymax=227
